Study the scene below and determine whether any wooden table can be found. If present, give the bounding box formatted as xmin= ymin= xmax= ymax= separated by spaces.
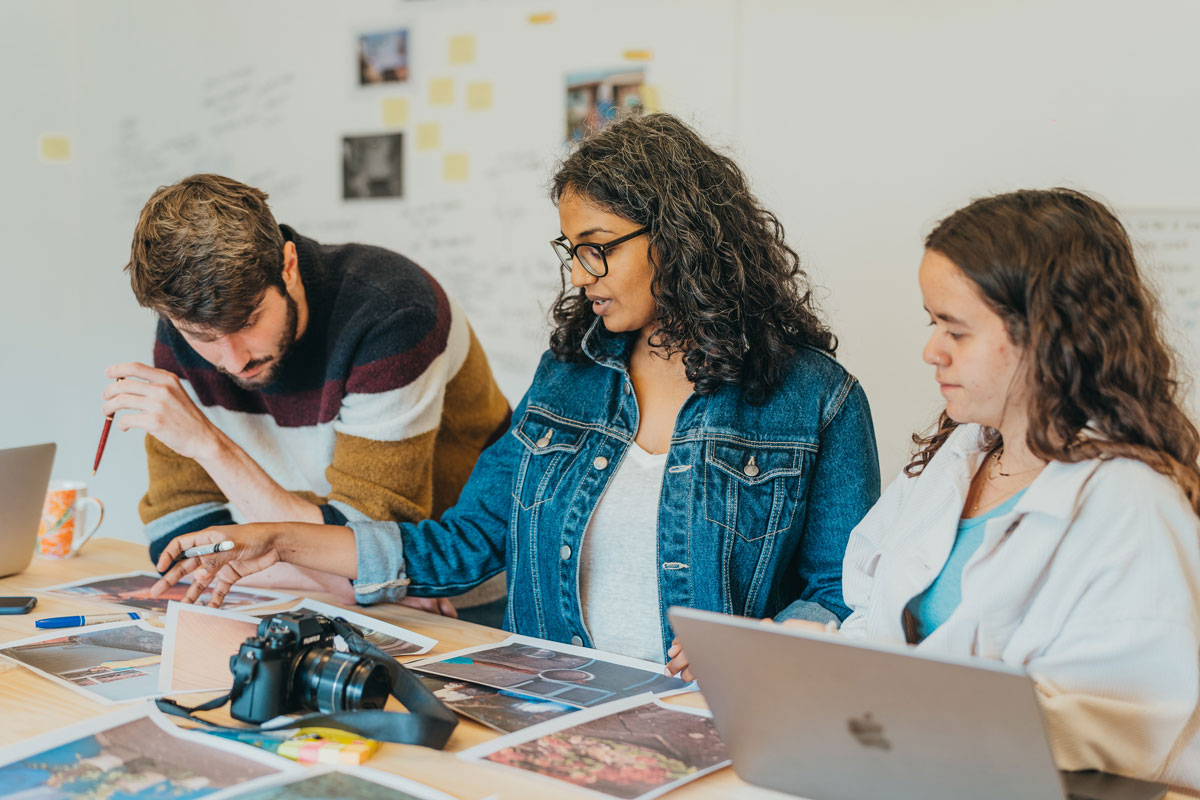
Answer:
xmin=2 ymin=539 xmax=1188 ymax=800
xmin=0 ymin=538 xmax=796 ymax=799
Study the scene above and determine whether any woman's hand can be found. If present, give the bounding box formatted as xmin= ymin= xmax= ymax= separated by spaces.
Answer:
xmin=150 ymin=524 xmax=283 ymax=607
xmin=665 ymin=638 xmax=694 ymax=681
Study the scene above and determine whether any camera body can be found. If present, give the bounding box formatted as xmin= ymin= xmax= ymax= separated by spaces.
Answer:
xmin=229 ymin=611 xmax=393 ymax=724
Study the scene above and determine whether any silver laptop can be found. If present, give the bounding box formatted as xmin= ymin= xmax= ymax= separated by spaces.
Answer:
xmin=669 ymin=607 xmax=1168 ymax=800
xmin=0 ymin=443 xmax=56 ymax=578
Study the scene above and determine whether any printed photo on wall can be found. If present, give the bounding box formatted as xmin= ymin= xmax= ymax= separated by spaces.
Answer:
xmin=343 ymin=132 xmax=404 ymax=199
xmin=460 ymin=695 xmax=730 ymax=800
xmin=418 ymin=674 xmax=577 ymax=733
xmin=409 ymin=634 xmax=691 ymax=708
xmin=41 ymin=570 xmax=293 ymax=615
xmin=0 ymin=705 xmax=296 ymax=799
xmin=359 ymin=28 xmax=409 ymax=85
xmin=0 ymin=620 xmax=164 ymax=704
xmin=566 ymin=67 xmax=646 ymax=140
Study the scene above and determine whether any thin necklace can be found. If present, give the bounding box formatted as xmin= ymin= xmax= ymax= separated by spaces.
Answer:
xmin=986 ymin=447 xmax=1042 ymax=481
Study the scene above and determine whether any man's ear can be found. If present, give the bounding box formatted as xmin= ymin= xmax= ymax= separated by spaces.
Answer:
xmin=281 ymin=241 xmax=299 ymax=287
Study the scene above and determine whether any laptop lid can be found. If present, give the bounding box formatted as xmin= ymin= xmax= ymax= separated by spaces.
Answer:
xmin=0 ymin=442 xmax=56 ymax=578
xmin=668 ymin=606 xmax=1067 ymax=800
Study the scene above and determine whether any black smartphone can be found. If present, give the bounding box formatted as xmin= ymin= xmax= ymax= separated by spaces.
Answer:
xmin=0 ymin=597 xmax=37 ymax=615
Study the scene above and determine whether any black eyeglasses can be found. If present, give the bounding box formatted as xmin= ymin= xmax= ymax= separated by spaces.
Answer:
xmin=550 ymin=226 xmax=649 ymax=278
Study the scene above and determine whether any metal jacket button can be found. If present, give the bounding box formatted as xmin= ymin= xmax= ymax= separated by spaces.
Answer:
xmin=536 ymin=431 xmax=553 ymax=448
xmin=744 ymin=456 xmax=760 ymax=477
xmin=571 ymin=635 xmax=583 ymax=646
xmin=560 ymin=545 xmax=572 ymax=560
xmin=593 ymin=456 xmax=609 ymax=470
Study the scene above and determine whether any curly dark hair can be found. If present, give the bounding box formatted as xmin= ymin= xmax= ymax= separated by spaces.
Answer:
xmin=906 ymin=188 xmax=1200 ymax=512
xmin=548 ymin=113 xmax=835 ymax=403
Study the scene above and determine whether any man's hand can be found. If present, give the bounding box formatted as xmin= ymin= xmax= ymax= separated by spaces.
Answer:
xmin=398 ymin=596 xmax=458 ymax=618
xmin=151 ymin=524 xmax=282 ymax=607
xmin=102 ymin=362 xmax=220 ymax=461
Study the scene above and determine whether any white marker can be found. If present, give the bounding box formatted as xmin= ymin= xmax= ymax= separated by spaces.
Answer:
xmin=181 ymin=540 xmax=235 ymax=558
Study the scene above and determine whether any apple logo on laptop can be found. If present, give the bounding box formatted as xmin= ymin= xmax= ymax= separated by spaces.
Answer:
xmin=847 ymin=712 xmax=891 ymax=750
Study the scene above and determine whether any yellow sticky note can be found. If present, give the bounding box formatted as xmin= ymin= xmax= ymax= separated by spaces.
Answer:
xmin=449 ymin=35 xmax=476 ymax=65
xmin=39 ymin=135 xmax=71 ymax=162
xmin=381 ymin=98 xmax=409 ymax=127
xmin=466 ymin=82 xmax=493 ymax=111
xmin=623 ymin=49 xmax=654 ymax=61
xmin=416 ymin=122 xmax=441 ymax=151
xmin=528 ymin=12 xmax=556 ymax=24
xmin=641 ymin=84 xmax=662 ymax=114
xmin=443 ymin=153 xmax=469 ymax=182
xmin=429 ymin=77 xmax=454 ymax=106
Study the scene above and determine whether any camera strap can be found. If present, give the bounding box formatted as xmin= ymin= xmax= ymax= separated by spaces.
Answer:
xmin=155 ymin=616 xmax=458 ymax=749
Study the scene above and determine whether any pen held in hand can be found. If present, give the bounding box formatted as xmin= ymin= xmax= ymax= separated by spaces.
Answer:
xmin=182 ymin=540 xmax=236 ymax=559
xmin=92 ymin=415 xmax=114 ymax=476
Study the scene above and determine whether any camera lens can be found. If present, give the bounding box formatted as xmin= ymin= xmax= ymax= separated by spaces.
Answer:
xmin=293 ymin=648 xmax=392 ymax=714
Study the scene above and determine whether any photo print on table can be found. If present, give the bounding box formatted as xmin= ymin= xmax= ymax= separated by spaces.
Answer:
xmin=0 ymin=705 xmax=296 ymax=800
xmin=461 ymin=695 xmax=730 ymax=800
xmin=418 ymin=673 xmax=577 ymax=733
xmin=410 ymin=634 xmax=691 ymax=708
xmin=0 ymin=620 xmax=164 ymax=704
xmin=228 ymin=765 xmax=460 ymax=800
xmin=41 ymin=570 xmax=294 ymax=615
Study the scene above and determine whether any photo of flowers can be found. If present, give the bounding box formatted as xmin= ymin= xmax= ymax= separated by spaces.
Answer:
xmin=0 ymin=621 xmax=164 ymax=704
xmin=0 ymin=707 xmax=292 ymax=799
xmin=42 ymin=570 xmax=293 ymax=614
xmin=418 ymin=674 xmax=577 ymax=733
xmin=411 ymin=635 xmax=690 ymax=708
xmin=462 ymin=696 xmax=730 ymax=800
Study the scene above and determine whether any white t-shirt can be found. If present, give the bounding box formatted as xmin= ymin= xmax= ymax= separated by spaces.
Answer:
xmin=579 ymin=442 xmax=667 ymax=663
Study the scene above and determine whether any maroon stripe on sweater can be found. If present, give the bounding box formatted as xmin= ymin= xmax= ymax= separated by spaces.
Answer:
xmin=345 ymin=271 xmax=452 ymax=395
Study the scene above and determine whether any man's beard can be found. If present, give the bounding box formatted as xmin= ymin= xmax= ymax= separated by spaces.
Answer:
xmin=221 ymin=292 xmax=299 ymax=390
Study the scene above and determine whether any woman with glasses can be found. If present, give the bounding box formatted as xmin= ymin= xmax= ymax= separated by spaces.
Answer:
xmin=148 ymin=113 xmax=881 ymax=663
xmin=783 ymin=189 xmax=1200 ymax=790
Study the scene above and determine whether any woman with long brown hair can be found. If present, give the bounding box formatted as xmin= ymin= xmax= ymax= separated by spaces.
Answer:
xmin=836 ymin=188 xmax=1200 ymax=790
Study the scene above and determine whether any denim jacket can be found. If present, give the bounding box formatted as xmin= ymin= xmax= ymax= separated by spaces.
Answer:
xmin=350 ymin=320 xmax=881 ymax=658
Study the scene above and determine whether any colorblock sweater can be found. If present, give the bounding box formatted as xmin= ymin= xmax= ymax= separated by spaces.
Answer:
xmin=140 ymin=225 xmax=511 ymax=606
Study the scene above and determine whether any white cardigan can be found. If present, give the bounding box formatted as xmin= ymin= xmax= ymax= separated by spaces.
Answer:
xmin=840 ymin=424 xmax=1200 ymax=793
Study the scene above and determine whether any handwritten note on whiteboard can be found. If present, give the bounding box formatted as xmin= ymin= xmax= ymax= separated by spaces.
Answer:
xmin=1125 ymin=208 xmax=1200 ymax=414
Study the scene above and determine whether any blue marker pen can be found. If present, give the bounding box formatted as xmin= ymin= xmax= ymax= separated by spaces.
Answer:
xmin=35 ymin=612 xmax=142 ymax=629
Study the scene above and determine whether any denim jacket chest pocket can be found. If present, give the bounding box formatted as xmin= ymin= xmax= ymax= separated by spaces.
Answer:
xmin=511 ymin=409 xmax=590 ymax=510
xmin=703 ymin=440 xmax=806 ymax=541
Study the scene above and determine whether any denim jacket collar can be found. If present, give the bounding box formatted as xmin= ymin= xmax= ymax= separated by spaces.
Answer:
xmin=580 ymin=316 xmax=635 ymax=372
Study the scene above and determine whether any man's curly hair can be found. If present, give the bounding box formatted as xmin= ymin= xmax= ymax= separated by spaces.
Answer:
xmin=549 ymin=113 xmax=835 ymax=404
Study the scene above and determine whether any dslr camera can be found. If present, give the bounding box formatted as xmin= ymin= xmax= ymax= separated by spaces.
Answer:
xmin=229 ymin=611 xmax=394 ymax=724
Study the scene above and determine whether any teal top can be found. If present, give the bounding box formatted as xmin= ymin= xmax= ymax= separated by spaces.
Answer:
xmin=906 ymin=489 xmax=1027 ymax=641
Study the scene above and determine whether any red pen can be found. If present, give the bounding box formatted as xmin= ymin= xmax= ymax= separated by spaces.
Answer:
xmin=92 ymin=415 xmax=114 ymax=476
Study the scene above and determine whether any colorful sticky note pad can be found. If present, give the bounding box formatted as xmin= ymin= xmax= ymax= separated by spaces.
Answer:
xmin=429 ymin=77 xmax=454 ymax=106
xmin=623 ymin=49 xmax=654 ymax=61
xmin=416 ymin=122 xmax=441 ymax=150
xmin=528 ymin=12 xmax=556 ymax=24
xmin=381 ymin=97 xmax=409 ymax=127
xmin=443 ymin=153 xmax=469 ymax=182
xmin=466 ymin=82 xmax=493 ymax=111
xmin=39 ymin=135 xmax=71 ymax=162
xmin=449 ymin=35 xmax=476 ymax=65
